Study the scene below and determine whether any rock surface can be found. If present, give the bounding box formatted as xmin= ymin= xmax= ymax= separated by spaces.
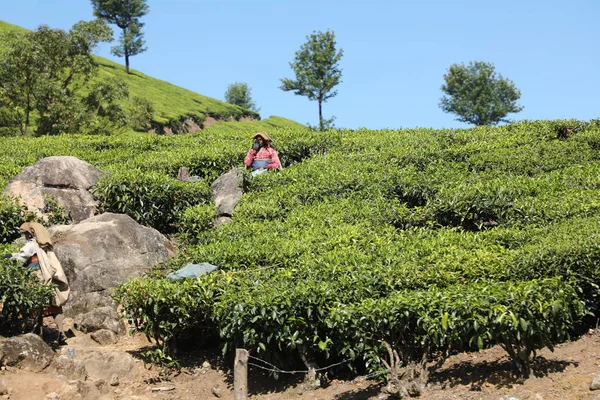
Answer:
xmin=211 ymin=167 xmax=244 ymax=219
xmin=4 ymin=156 xmax=104 ymax=223
xmin=0 ymin=333 xmax=55 ymax=372
xmin=50 ymin=213 xmax=175 ymax=320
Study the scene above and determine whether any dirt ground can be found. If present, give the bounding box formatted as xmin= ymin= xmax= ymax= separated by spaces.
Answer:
xmin=2 ymin=327 xmax=600 ymax=400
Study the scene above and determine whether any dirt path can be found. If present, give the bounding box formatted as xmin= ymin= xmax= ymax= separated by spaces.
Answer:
xmin=2 ymin=329 xmax=600 ymax=399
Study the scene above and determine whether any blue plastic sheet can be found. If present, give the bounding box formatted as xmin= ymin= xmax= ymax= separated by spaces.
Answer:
xmin=166 ymin=262 xmax=218 ymax=280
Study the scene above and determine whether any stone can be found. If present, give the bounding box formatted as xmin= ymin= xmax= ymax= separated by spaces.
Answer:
xmin=211 ymin=386 xmax=222 ymax=398
xmin=591 ymin=376 xmax=600 ymax=390
xmin=211 ymin=167 xmax=244 ymax=217
xmin=4 ymin=156 xmax=104 ymax=223
xmin=91 ymin=329 xmax=119 ymax=345
xmin=44 ymin=393 xmax=60 ymax=400
xmin=110 ymin=374 xmax=120 ymax=386
xmin=50 ymin=213 xmax=175 ymax=320
xmin=76 ymin=307 xmax=125 ymax=335
xmin=0 ymin=333 xmax=55 ymax=372
xmin=0 ymin=378 xmax=8 ymax=395
xmin=81 ymin=350 xmax=138 ymax=381
xmin=50 ymin=356 xmax=87 ymax=381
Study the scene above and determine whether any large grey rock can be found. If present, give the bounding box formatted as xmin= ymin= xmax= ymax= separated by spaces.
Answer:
xmin=0 ymin=333 xmax=55 ymax=372
xmin=211 ymin=167 xmax=244 ymax=217
xmin=50 ymin=213 xmax=176 ymax=319
xmin=4 ymin=156 xmax=104 ymax=223
xmin=76 ymin=308 xmax=125 ymax=335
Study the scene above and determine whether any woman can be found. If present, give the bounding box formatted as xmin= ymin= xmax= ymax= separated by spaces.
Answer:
xmin=9 ymin=222 xmax=70 ymax=341
xmin=244 ymin=131 xmax=281 ymax=176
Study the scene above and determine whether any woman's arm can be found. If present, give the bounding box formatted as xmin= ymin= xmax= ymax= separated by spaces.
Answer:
xmin=267 ymin=148 xmax=281 ymax=169
xmin=11 ymin=240 xmax=37 ymax=263
xmin=244 ymin=149 xmax=257 ymax=167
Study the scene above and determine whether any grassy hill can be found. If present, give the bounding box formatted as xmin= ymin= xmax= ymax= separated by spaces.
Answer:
xmin=0 ymin=20 xmax=301 ymax=130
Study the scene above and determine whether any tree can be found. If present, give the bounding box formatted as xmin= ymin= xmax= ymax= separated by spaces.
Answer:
xmin=0 ymin=20 xmax=114 ymax=136
xmin=0 ymin=20 xmax=132 ymax=136
xmin=439 ymin=61 xmax=523 ymax=126
xmin=91 ymin=0 xmax=149 ymax=74
xmin=224 ymin=82 xmax=259 ymax=112
xmin=280 ymin=30 xmax=343 ymax=131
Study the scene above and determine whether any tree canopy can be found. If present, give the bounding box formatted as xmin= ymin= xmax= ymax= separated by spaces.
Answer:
xmin=91 ymin=0 xmax=149 ymax=74
xmin=224 ymin=82 xmax=259 ymax=112
xmin=280 ymin=30 xmax=343 ymax=131
xmin=439 ymin=61 xmax=523 ymax=126
xmin=0 ymin=20 xmax=130 ymax=136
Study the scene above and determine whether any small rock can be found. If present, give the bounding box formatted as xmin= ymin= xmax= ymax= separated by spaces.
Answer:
xmin=591 ymin=376 xmax=600 ymax=391
xmin=90 ymin=329 xmax=118 ymax=346
xmin=110 ymin=374 xmax=120 ymax=387
xmin=44 ymin=393 xmax=60 ymax=400
xmin=470 ymin=383 xmax=482 ymax=391
xmin=0 ymin=378 xmax=8 ymax=395
xmin=151 ymin=386 xmax=176 ymax=392
xmin=534 ymin=394 xmax=544 ymax=400
xmin=211 ymin=386 xmax=222 ymax=398
xmin=202 ymin=361 xmax=211 ymax=369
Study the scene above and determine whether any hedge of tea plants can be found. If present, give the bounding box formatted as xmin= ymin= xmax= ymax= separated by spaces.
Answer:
xmin=113 ymin=119 xmax=600 ymax=376
xmin=1 ymin=118 xmax=599 ymax=377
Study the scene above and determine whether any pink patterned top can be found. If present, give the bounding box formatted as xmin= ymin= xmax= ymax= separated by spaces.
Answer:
xmin=244 ymin=146 xmax=281 ymax=170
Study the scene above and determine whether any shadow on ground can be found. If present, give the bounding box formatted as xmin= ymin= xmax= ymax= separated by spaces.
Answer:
xmin=429 ymin=355 xmax=575 ymax=389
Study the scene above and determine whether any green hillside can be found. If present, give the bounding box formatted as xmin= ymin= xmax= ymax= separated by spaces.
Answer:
xmin=0 ymin=20 xmax=298 ymax=130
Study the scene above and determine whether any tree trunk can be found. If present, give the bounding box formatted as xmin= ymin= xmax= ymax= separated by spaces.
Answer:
xmin=318 ymin=98 xmax=323 ymax=131
xmin=23 ymin=91 xmax=30 ymax=136
xmin=125 ymin=53 xmax=130 ymax=74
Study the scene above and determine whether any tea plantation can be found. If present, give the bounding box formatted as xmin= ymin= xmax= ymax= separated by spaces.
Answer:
xmin=1 ymin=118 xmax=599 ymax=379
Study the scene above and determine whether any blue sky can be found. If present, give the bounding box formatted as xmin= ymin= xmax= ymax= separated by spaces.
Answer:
xmin=2 ymin=0 xmax=598 ymax=129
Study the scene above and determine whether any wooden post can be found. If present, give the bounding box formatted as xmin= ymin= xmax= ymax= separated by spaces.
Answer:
xmin=234 ymin=348 xmax=249 ymax=400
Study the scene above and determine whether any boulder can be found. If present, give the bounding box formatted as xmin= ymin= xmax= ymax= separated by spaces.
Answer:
xmin=211 ymin=167 xmax=244 ymax=218
xmin=79 ymin=349 xmax=139 ymax=381
xmin=50 ymin=213 xmax=176 ymax=320
xmin=76 ymin=308 xmax=125 ymax=335
xmin=4 ymin=156 xmax=104 ymax=223
xmin=50 ymin=355 xmax=87 ymax=381
xmin=0 ymin=333 xmax=55 ymax=372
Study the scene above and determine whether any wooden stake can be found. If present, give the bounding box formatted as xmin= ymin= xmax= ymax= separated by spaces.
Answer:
xmin=234 ymin=348 xmax=249 ymax=400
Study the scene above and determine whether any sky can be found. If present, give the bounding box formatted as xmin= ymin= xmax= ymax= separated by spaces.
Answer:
xmin=2 ymin=0 xmax=598 ymax=130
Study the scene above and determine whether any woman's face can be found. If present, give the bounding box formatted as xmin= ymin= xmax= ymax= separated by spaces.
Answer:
xmin=256 ymin=137 xmax=265 ymax=147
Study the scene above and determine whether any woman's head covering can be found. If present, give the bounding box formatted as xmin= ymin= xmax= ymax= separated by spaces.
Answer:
xmin=20 ymin=222 xmax=52 ymax=246
xmin=253 ymin=131 xmax=271 ymax=142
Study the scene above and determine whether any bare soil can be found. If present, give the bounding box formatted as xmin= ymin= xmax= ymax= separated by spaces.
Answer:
xmin=2 ymin=328 xmax=600 ymax=400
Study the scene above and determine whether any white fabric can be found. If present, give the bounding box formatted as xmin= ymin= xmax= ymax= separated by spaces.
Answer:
xmin=11 ymin=240 xmax=37 ymax=263
xmin=34 ymin=242 xmax=70 ymax=307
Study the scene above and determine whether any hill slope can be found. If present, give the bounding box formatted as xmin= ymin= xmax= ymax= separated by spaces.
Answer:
xmin=0 ymin=20 xmax=298 ymax=130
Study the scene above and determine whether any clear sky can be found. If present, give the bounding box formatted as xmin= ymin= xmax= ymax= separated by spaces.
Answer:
xmin=2 ymin=0 xmax=598 ymax=129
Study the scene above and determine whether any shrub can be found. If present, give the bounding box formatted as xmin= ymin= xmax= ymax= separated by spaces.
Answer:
xmin=0 ymin=259 xmax=54 ymax=335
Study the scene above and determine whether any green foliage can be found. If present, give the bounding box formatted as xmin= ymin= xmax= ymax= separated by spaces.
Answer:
xmin=82 ymin=77 xmax=129 ymax=135
xmin=0 ymin=259 xmax=54 ymax=335
xmin=280 ymin=30 xmax=343 ymax=131
xmin=0 ymin=20 xmax=276 ymax=133
xmin=178 ymin=203 xmax=215 ymax=244
xmin=0 ymin=196 xmax=26 ymax=243
xmin=92 ymin=171 xmax=212 ymax=232
xmin=127 ymin=96 xmax=155 ymax=131
xmin=91 ymin=0 xmax=149 ymax=74
xmin=440 ymin=61 xmax=523 ymax=126
xmin=0 ymin=20 xmax=115 ymax=136
xmin=224 ymin=82 xmax=259 ymax=112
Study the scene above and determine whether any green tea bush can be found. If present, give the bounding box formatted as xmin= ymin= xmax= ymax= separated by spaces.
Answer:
xmin=0 ymin=195 xmax=25 ymax=243
xmin=93 ymin=171 xmax=211 ymax=232
xmin=0 ymin=259 xmax=54 ymax=335
xmin=178 ymin=203 xmax=215 ymax=243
